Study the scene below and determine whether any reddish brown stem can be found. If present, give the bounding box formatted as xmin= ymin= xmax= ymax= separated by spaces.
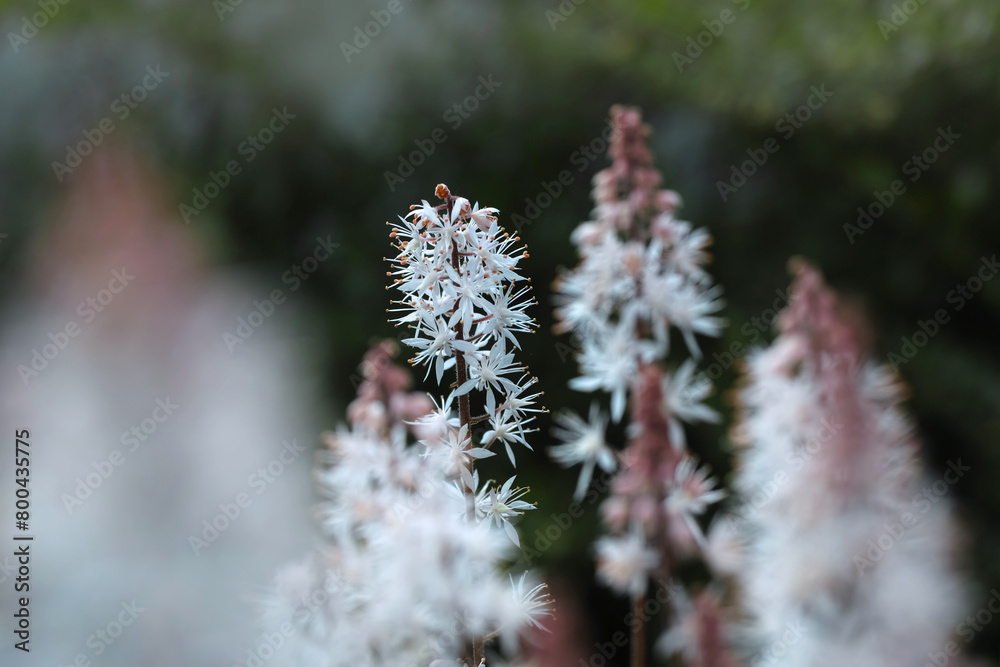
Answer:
xmin=631 ymin=592 xmax=646 ymax=667
xmin=445 ymin=198 xmax=470 ymax=407
xmin=442 ymin=191 xmax=486 ymax=667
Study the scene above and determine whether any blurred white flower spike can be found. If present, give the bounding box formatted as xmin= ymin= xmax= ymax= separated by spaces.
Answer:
xmin=268 ymin=341 xmax=549 ymax=667
xmin=731 ymin=261 xmax=967 ymax=667
xmin=267 ymin=184 xmax=549 ymax=667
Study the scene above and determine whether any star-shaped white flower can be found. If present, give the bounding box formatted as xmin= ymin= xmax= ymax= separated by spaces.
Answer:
xmin=550 ymin=404 xmax=615 ymax=499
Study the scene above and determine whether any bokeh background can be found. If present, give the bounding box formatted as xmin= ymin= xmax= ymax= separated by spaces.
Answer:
xmin=0 ymin=0 xmax=998 ymax=665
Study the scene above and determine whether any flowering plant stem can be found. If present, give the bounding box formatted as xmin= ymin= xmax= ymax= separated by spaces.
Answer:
xmin=445 ymin=201 xmax=476 ymax=509
xmin=437 ymin=191 xmax=483 ymax=667
xmin=389 ymin=182 xmax=546 ymax=665
xmin=631 ymin=592 xmax=646 ymax=667
xmin=473 ymin=637 xmax=485 ymax=667
xmin=447 ymin=198 xmax=484 ymax=667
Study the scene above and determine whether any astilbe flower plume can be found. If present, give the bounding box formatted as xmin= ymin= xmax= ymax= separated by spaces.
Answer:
xmin=730 ymin=261 xmax=967 ymax=666
xmin=551 ymin=106 xmax=734 ymax=667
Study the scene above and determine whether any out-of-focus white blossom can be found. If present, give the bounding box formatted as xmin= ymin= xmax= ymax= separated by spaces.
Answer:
xmin=656 ymin=589 xmax=737 ymax=667
xmin=595 ymin=528 xmax=659 ymax=597
xmin=731 ymin=262 xmax=967 ymax=667
xmin=665 ymin=456 xmax=726 ymax=548
xmin=662 ymin=359 xmax=720 ymax=450
xmin=550 ymin=404 xmax=616 ymax=500
xmin=568 ymin=318 xmax=654 ymax=421
xmin=554 ymin=108 xmax=723 ymax=429
xmin=703 ymin=518 xmax=743 ymax=577
xmin=268 ymin=343 xmax=548 ymax=667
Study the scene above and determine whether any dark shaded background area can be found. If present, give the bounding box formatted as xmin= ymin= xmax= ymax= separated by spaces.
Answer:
xmin=1 ymin=0 xmax=997 ymax=663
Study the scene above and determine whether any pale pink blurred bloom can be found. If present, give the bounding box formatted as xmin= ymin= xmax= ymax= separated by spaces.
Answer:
xmin=703 ymin=519 xmax=743 ymax=578
xmin=347 ymin=339 xmax=432 ymax=436
xmin=0 ymin=147 xmax=315 ymax=667
xmin=600 ymin=495 xmax=630 ymax=532
xmin=524 ymin=582 xmax=587 ymax=667
xmin=595 ymin=528 xmax=659 ymax=597
xmin=732 ymin=261 xmax=967 ymax=667
xmin=657 ymin=590 xmax=737 ymax=667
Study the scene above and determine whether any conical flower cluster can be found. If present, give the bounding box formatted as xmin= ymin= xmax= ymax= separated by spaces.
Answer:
xmin=388 ymin=183 xmax=541 ymax=472
xmin=731 ymin=261 xmax=966 ymax=666
xmin=267 ymin=341 xmax=549 ymax=667
xmin=554 ymin=106 xmax=723 ymax=423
